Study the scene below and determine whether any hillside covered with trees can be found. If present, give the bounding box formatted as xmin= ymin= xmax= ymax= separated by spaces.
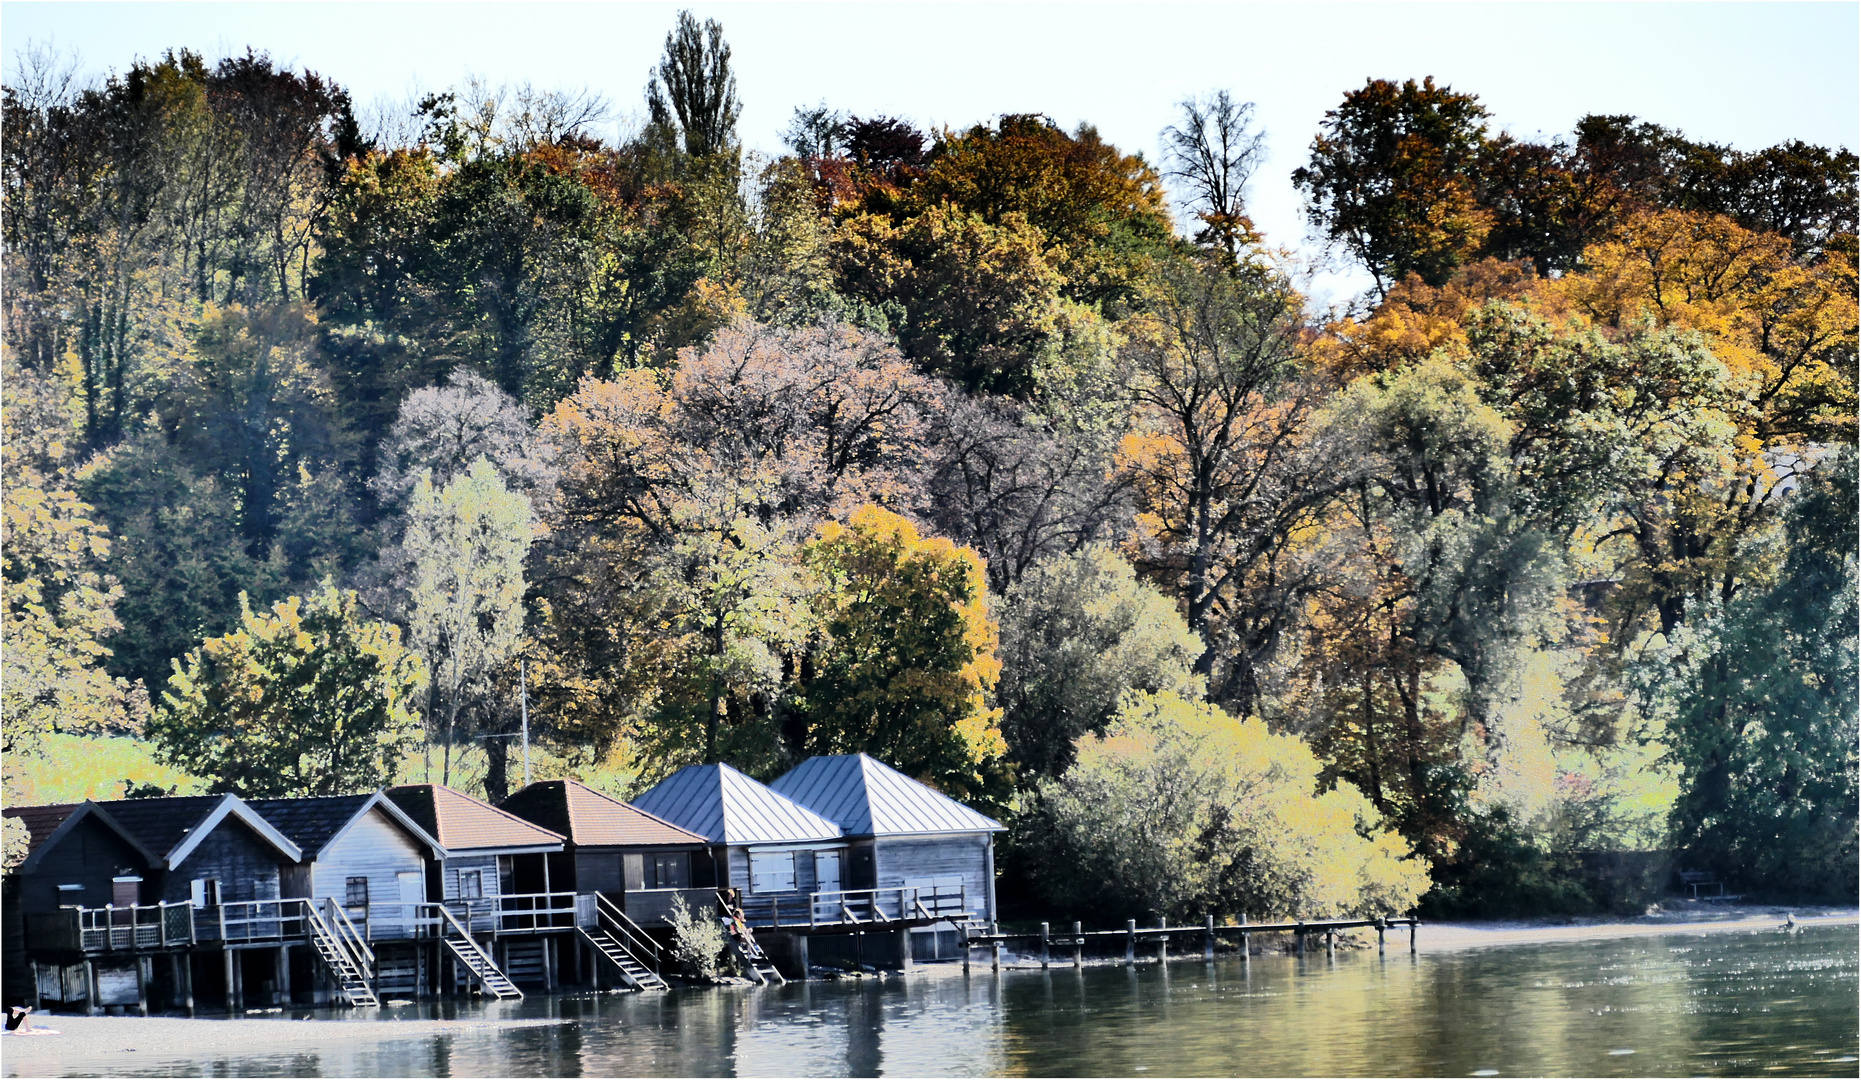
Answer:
xmin=4 ymin=13 xmax=1855 ymax=918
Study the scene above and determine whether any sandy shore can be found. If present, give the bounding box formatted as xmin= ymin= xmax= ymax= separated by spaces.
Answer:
xmin=1 ymin=1012 xmax=568 ymax=1077
xmin=1415 ymin=902 xmax=1858 ymax=952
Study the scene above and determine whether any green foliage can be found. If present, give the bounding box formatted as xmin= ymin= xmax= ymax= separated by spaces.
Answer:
xmin=149 ymin=583 xmax=427 ymax=797
xmin=666 ymin=893 xmax=732 ymax=981
xmin=799 ymin=506 xmax=1008 ymax=801
xmin=1294 ymin=77 xmax=1493 ymax=293
xmin=403 ymin=458 xmax=533 ymax=784
xmin=1016 ymin=691 xmax=1430 ymax=922
xmin=1649 ymin=453 xmax=1859 ymax=899
xmin=997 ymin=546 xmax=1204 ymax=783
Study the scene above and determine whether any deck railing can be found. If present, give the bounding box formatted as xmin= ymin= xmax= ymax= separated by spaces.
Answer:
xmin=735 ymin=884 xmax=972 ymax=928
xmin=60 ymin=902 xmax=197 ymax=951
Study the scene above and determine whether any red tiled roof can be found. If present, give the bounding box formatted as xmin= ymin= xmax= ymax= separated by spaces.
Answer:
xmin=386 ymin=785 xmax=563 ymax=852
xmin=501 ymin=780 xmax=709 ymax=848
xmin=2 ymin=803 xmax=78 ymax=852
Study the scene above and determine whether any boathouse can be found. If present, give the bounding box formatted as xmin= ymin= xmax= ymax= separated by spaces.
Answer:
xmin=5 ymin=795 xmax=304 ymax=1013
xmin=498 ymin=779 xmax=716 ymax=924
xmin=247 ymin=791 xmax=443 ymax=943
xmin=631 ymin=763 xmax=845 ymax=924
xmin=771 ymin=754 xmax=1003 ymax=945
xmin=384 ymin=784 xmax=568 ymax=989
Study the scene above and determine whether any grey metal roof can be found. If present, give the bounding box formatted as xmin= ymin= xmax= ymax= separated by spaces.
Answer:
xmin=246 ymin=794 xmax=375 ymax=857
xmin=632 ymin=763 xmax=842 ymax=846
xmin=770 ymin=754 xmax=1005 ymax=837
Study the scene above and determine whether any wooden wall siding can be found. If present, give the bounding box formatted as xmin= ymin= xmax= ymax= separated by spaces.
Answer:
xmin=576 ymin=851 xmax=623 ymax=894
xmin=730 ymin=843 xmax=844 ymax=895
xmin=15 ymin=817 xmax=147 ymax=911
xmin=442 ymin=854 xmax=501 ymax=900
xmin=875 ymin=835 xmax=990 ymax=917
xmin=311 ymin=808 xmax=427 ymax=929
xmin=165 ymin=818 xmax=284 ymax=904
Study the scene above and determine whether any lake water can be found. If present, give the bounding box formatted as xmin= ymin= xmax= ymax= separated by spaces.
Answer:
xmin=33 ymin=924 xmax=1861 ymax=1077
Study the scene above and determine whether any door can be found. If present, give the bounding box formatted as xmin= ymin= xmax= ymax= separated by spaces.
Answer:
xmin=814 ymin=851 xmax=842 ymax=895
xmin=398 ymin=871 xmax=424 ymax=934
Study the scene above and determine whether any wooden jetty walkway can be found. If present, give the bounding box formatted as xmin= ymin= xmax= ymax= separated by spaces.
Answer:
xmin=959 ymin=915 xmax=1421 ymax=969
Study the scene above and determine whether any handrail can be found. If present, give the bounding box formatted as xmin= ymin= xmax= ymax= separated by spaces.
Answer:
xmin=596 ymin=893 xmax=664 ymax=972
xmin=304 ymin=901 xmax=369 ymax=980
xmin=327 ymin=898 xmax=376 ymax=966
xmin=428 ymin=900 xmax=501 ymax=970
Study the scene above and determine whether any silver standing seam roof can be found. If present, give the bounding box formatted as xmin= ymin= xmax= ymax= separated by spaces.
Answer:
xmin=770 ymin=754 xmax=1005 ymax=838
xmin=632 ymin=763 xmax=843 ymax=846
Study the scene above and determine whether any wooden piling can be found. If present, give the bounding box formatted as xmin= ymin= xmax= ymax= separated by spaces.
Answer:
xmin=1040 ymin=922 xmax=1051 ymax=969
xmin=1296 ymin=921 xmax=1305 ymax=957
xmin=1073 ymin=921 xmax=1084 ymax=968
xmin=223 ymin=949 xmax=237 ymax=1013
xmin=1377 ymin=918 xmax=1386 ymax=956
xmin=1240 ymin=913 xmax=1249 ymax=965
xmin=1125 ymin=919 xmax=1136 ymax=965
xmin=1156 ymin=917 xmax=1168 ymax=964
xmin=277 ymin=945 xmax=291 ymax=1004
xmin=991 ymin=940 xmax=1002 ymax=973
xmin=85 ymin=959 xmax=99 ymax=1016
xmin=136 ymin=955 xmax=150 ymax=1016
xmin=1410 ymin=919 xmax=1417 ymax=955
xmin=180 ymin=953 xmax=195 ymax=1015
xmin=1325 ymin=929 xmax=1335 ymax=959
xmin=1204 ymin=915 xmax=1215 ymax=960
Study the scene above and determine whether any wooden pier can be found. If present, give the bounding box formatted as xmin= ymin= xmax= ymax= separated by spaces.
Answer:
xmin=959 ymin=914 xmax=1420 ymax=968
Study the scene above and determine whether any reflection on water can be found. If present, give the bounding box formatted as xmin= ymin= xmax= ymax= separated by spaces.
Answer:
xmin=33 ymin=925 xmax=1860 ymax=1077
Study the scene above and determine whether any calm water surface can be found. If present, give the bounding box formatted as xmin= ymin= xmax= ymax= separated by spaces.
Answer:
xmin=41 ymin=925 xmax=1861 ymax=1077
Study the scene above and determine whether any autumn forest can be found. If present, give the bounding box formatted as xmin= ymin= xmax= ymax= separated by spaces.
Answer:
xmin=3 ymin=12 xmax=1855 ymax=921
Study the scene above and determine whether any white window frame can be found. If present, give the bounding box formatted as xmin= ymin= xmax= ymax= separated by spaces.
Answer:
xmin=458 ymin=869 xmax=484 ymax=900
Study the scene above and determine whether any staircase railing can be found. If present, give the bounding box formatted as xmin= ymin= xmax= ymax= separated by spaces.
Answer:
xmin=597 ymin=893 xmax=665 ymax=976
xmin=430 ymin=902 xmax=499 ymax=969
xmin=325 ymin=898 xmax=376 ymax=969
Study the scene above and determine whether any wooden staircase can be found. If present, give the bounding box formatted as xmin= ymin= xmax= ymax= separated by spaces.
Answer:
xmin=433 ymin=903 xmax=522 ymax=1000
xmin=502 ymin=938 xmax=547 ymax=986
xmin=306 ymin=902 xmax=378 ymax=1007
xmin=720 ymin=895 xmax=785 ymax=985
xmin=581 ymin=927 xmax=669 ymax=990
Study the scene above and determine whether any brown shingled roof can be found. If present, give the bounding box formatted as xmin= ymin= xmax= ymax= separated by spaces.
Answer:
xmin=2 ymin=803 xmax=78 ymax=853
xmin=500 ymin=780 xmax=709 ymax=848
xmin=386 ymin=784 xmax=564 ymax=852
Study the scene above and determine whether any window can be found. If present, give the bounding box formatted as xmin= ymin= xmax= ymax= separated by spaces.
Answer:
xmin=748 ymin=851 xmax=796 ymax=894
xmin=345 ymin=877 xmax=369 ymax=907
xmin=190 ymin=879 xmax=221 ymax=909
xmin=57 ymin=884 xmax=83 ymax=908
xmin=458 ymin=869 xmax=484 ymax=899
xmin=649 ymin=854 xmax=687 ymax=889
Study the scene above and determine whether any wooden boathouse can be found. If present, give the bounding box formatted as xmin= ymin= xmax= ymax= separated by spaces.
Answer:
xmin=770 ymin=753 xmax=1003 ymax=958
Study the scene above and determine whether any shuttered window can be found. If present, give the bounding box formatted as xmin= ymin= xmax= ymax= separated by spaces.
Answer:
xmin=748 ymin=851 xmax=796 ymax=894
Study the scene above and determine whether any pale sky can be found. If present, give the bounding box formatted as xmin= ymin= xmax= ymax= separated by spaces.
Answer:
xmin=5 ymin=1 xmax=1857 ymax=304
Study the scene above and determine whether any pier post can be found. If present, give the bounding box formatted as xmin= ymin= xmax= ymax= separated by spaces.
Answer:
xmin=223 ymin=949 xmax=238 ymax=1013
xmin=277 ymin=945 xmax=291 ymax=1004
xmin=1377 ymin=918 xmax=1385 ymax=957
xmin=896 ymin=926 xmax=912 ymax=972
xmin=1041 ymin=923 xmax=1050 ymax=969
xmin=1296 ymin=921 xmax=1305 ymax=957
xmin=1125 ymin=920 xmax=1136 ymax=965
xmin=1240 ymin=913 xmax=1249 ymax=966
xmin=1410 ymin=919 xmax=1417 ymax=955
xmin=1073 ymin=922 xmax=1083 ymax=968
xmin=29 ymin=961 xmax=42 ymax=1011
xmin=85 ymin=959 xmax=99 ymax=1016
xmin=1325 ymin=929 xmax=1335 ymax=960
xmin=1157 ymin=917 xmax=1168 ymax=965
xmin=1205 ymin=915 xmax=1215 ymax=960
xmin=136 ymin=955 xmax=150 ymax=1016
xmin=991 ymin=940 xmax=1001 ymax=973
xmin=180 ymin=954 xmax=195 ymax=1015
xmin=797 ymin=932 xmax=810 ymax=977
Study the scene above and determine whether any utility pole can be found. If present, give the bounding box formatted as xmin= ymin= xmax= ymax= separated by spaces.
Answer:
xmin=520 ymin=660 xmax=532 ymax=787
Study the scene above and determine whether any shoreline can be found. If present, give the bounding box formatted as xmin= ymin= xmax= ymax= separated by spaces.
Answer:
xmin=1413 ymin=903 xmax=1858 ymax=953
xmin=3 ymin=909 xmax=1853 ymax=1075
